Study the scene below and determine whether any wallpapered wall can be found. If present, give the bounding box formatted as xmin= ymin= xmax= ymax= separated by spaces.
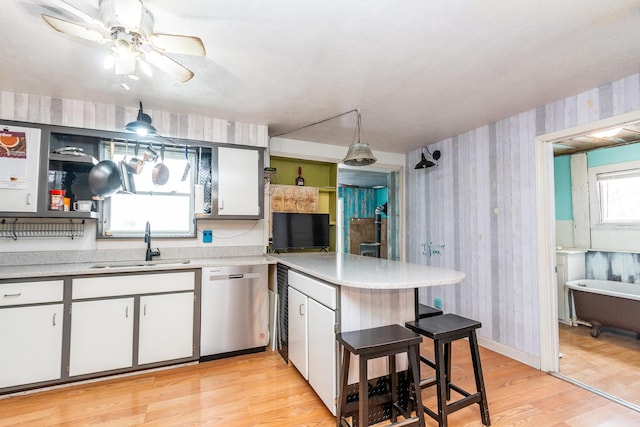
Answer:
xmin=0 ymin=91 xmax=268 ymax=147
xmin=339 ymin=186 xmax=387 ymax=254
xmin=405 ymin=73 xmax=640 ymax=359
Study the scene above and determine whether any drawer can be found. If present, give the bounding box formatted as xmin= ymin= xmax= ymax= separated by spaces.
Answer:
xmin=73 ymin=271 xmax=195 ymax=299
xmin=0 ymin=280 xmax=64 ymax=306
xmin=288 ymin=270 xmax=337 ymax=310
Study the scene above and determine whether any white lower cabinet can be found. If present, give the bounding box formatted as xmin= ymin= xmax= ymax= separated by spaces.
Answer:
xmin=556 ymin=250 xmax=586 ymax=323
xmin=0 ymin=279 xmax=64 ymax=389
xmin=288 ymin=271 xmax=337 ymax=415
xmin=0 ymin=304 xmax=63 ymax=388
xmin=307 ymin=298 xmax=337 ymax=415
xmin=139 ymin=292 xmax=194 ymax=365
xmin=70 ymin=271 xmax=196 ymax=378
xmin=288 ymin=286 xmax=308 ymax=379
xmin=69 ymin=298 xmax=135 ymax=376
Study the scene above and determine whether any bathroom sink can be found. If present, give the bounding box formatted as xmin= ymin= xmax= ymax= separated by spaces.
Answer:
xmin=89 ymin=259 xmax=191 ymax=269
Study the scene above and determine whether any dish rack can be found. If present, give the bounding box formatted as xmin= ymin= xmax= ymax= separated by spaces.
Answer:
xmin=0 ymin=218 xmax=85 ymax=240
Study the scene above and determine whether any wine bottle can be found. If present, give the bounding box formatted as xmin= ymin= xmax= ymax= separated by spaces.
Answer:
xmin=295 ymin=166 xmax=305 ymax=186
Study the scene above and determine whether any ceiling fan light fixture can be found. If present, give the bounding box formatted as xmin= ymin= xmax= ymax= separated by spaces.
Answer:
xmin=124 ymin=102 xmax=158 ymax=136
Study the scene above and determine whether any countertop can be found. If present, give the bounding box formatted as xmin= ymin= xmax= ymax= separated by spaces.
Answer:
xmin=272 ymin=252 xmax=465 ymax=289
xmin=0 ymin=256 xmax=275 ymax=280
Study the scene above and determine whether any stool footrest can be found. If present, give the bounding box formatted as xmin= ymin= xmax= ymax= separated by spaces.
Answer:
xmin=386 ymin=418 xmax=421 ymax=427
xmin=447 ymin=392 xmax=482 ymax=413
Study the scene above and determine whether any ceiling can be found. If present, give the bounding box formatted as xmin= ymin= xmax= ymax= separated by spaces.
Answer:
xmin=553 ymin=121 xmax=640 ymax=156
xmin=2 ymin=0 xmax=640 ymax=157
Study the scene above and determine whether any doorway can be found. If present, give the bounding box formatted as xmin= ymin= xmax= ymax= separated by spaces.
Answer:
xmin=337 ymin=168 xmax=401 ymax=260
xmin=536 ymin=110 xmax=640 ymax=410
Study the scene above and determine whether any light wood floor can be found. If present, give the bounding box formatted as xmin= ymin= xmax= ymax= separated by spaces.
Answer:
xmin=559 ymin=322 xmax=640 ymax=408
xmin=2 ymin=341 xmax=640 ymax=426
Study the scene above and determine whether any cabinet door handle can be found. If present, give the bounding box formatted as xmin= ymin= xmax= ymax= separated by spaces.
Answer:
xmin=125 ymin=306 xmax=129 ymax=318
xmin=52 ymin=312 xmax=57 ymax=326
xmin=26 ymin=193 xmax=32 ymax=205
xmin=299 ymin=304 xmax=305 ymax=316
xmin=219 ymin=200 xmax=224 ymax=210
xmin=3 ymin=293 xmax=22 ymax=298
xmin=143 ymin=304 xmax=147 ymax=316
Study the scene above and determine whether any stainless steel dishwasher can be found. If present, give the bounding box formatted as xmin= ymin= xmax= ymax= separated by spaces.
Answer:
xmin=200 ymin=265 xmax=269 ymax=359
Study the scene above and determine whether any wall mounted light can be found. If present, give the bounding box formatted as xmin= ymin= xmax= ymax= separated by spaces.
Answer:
xmin=270 ymin=108 xmax=377 ymax=167
xmin=414 ymin=146 xmax=441 ymax=169
xmin=124 ymin=101 xmax=158 ymax=136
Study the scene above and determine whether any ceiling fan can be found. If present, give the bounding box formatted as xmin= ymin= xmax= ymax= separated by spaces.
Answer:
xmin=41 ymin=0 xmax=206 ymax=83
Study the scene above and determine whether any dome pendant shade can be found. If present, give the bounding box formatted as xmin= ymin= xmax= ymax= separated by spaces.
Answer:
xmin=341 ymin=109 xmax=377 ymax=166
xmin=124 ymin=101 xmax=158 ymax=136
xmin=342 ymin=142 xmax=377 ymax=166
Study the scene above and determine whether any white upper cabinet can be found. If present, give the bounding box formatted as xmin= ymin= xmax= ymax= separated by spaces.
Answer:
xmin=213 ymin=146 xmax=263 ymax=218
xmin=0 ymin=124 xmax=41 ymax=213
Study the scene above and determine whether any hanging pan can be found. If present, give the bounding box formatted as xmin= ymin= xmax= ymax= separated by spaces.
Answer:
xmin=89 ymin=140 xmax=122 ymax=198
xmin=152 ymin=144 xmax=170 ymax=186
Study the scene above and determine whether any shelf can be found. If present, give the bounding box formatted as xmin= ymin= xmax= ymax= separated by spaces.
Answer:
xmin=49 ymin=153 xmax=97 ymax=165
xmin=44 ymin=211 xmax=99 ymax=219
xmin=319 ymin=187 xmax=336 ymax=193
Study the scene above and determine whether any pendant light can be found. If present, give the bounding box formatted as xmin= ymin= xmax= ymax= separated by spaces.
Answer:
xmin=124 ymin=101 xmax=158 ymax=136
xmin=342 ymin=109 xmax=377 ymax=166
xmin=269 ymin=108 xmax=377 ymax=167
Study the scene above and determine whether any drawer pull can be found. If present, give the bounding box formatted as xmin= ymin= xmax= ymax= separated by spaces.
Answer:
xmin=3 ymin=293 xmax=22 ymax=298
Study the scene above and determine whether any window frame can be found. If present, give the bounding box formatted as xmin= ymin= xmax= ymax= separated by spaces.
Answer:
xmin=96 ymin=140 xmax=199 ymax=239
xmin=588 ymin=159 xmax=640 ymax=230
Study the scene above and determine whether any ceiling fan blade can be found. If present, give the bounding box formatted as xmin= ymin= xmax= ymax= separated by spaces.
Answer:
xmin=42 ymin=15 xmax=109 ymax=43
xmin=47 ymin=0 xmax=106 ymax=29
xmin=149 ymin=34 xmax=206 ymax=56
xmin=145 ymin=51 xmax=194 ymax=82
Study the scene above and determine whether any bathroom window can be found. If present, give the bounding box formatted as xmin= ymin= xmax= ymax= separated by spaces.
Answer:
xmin=591 ymin=162 xmax=640 ymax=226
xmin=97 ymin=141 xmax=198 ymax=238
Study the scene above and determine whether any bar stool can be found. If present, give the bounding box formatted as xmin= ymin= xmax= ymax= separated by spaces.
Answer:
xmin=336 ymin=324 xmax=426 ymax=427
xmin=405 ymin=314 xmax=491 ymax=427
xmin=418 ymin=303 xmax=443 ymax=319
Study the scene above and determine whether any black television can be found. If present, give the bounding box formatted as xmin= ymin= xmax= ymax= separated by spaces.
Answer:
xmin=272 ymin=212 xmax=330 ymax=251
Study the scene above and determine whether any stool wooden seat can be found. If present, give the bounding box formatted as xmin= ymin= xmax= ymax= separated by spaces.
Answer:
xmin=336 ymin=324 xmax=426 ymax=427
xmin=405 ymin=314 xmax=491 ymax=427
xmin=418 ymin=304 xmax=443 ymax=319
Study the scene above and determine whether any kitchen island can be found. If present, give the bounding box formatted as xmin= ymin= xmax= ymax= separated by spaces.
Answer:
xmin=271 ymin=252 xmax=465 ymax=415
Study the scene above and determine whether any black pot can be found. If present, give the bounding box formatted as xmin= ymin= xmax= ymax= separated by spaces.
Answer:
xmin=89 ymin=159 xmax=122 ymax=198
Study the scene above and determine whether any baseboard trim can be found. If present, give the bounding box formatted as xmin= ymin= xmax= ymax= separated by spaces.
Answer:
xmin=477 ymin=336 xmax=541 ymax=370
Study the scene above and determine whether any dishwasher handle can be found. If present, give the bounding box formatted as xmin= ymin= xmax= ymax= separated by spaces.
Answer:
xmin=207 ymin=272 xmax=262 ymax=281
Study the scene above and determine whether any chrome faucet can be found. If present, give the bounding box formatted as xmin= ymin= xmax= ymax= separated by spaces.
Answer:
xmin=144 ymin=221 xmax=161 ymax=261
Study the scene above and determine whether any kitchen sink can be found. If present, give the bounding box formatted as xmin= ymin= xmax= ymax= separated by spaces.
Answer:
xmin=89 ymin=259 xmax=191 ymax=269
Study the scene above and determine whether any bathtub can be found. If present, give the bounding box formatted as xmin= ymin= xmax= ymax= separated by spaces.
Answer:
xmin=565 ymin=279 xmax=640 ymax=338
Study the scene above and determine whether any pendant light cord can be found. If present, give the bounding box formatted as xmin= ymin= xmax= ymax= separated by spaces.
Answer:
xmin=270 ymin=108 xmax=358 ymax=139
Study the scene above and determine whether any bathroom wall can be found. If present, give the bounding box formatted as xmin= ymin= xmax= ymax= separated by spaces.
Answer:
xmin=586 ymin=251 xmax=640 ymax=284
